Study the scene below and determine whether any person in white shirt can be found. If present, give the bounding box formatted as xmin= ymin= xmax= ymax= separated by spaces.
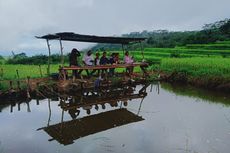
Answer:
xmin=83 ymin=50 xmax=96 ymax=76
xmin=94 ymin=52 xmax=100 ymax=76
xmin=83 ymin=50 xmax=94 ymax=66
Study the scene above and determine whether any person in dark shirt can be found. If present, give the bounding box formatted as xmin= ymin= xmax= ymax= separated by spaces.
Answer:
xmin=99 ymin=51 xmax=109 ymax=65
xmin=99 ymin=51 xmax=109 ymax=77
xmin=109 ymin=53 xmax=116 ymax=64
xmin=69 ymin=48 xmax=80 ymax=66
xmin=114 ymin=53 xmax=120 ymax=64
xmin=109 ymin=53 xmax=116 ymax=76
xmin=69 ymin=48 xmax=81 ymax=77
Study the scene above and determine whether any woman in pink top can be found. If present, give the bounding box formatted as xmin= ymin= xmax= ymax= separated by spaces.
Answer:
xmin=124 ymin=51 xmax=134 ymax=74
xmin=124 ymin=51 xmax=134 ymax=64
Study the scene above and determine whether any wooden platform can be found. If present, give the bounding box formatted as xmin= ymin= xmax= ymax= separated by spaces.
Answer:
xmin=59 ymin=62 xmax=149 ymax=80
xmin=61 ymin=62 xmax=148 ymax=70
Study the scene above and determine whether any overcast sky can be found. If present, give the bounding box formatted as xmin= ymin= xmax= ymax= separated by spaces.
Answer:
xmin=0 ymin=0 xmax=229 ymax=56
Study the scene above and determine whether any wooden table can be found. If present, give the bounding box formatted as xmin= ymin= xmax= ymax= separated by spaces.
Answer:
xmin=59 ymin=62 xmax=149 ymax=80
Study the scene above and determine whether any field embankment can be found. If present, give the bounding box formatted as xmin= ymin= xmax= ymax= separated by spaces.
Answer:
xmin=153 ymin=57 xmax=230 ymax=92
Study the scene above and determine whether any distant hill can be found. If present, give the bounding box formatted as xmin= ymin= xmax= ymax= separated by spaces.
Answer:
xmin=91 ymin=18 xmax=230 ymax=51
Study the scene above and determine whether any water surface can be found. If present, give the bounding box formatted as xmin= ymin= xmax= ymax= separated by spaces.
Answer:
xmin=0 ymin=83 xmax=230 ymax=153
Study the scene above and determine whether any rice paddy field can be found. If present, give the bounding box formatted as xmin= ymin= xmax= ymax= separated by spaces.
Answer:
xmin=158 ymin=57 xmax=230 ymax=79
xmin=0 ymin=40 xmax=230 ymax=90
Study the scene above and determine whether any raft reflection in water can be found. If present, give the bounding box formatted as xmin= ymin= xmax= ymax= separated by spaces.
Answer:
xmin=38 ymin=83 xmax=152 ymax=145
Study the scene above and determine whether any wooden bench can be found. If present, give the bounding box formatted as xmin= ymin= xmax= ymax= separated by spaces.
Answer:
xmin=59 ymin=62 xmax=149 ymax=80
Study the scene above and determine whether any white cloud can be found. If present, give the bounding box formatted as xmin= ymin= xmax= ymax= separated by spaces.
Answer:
xmin=0 ymin=0 xmax=229 ymax=55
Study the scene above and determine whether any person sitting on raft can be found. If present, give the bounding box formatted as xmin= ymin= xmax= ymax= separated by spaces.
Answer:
xmin=94 ymin=52 xmax=100 ymax=76
xmin=114 ymin=53 xmax=120 ymax=64
xmin=69 ymin=48 xmax=81 ymax=77
xmin=82 ymin=50 xmax=96 ymax=76
xmin=124 ymin=51 xmax=134 ymax=74
xmin=99 ymin=51 xmax=109 ymax=76
xmin=109 ymin=53 xmax=116 ymax=76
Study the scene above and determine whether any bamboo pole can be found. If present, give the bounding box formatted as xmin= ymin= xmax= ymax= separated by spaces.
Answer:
xmin=9 ymin=81 xmax=13 ymax=90
xmin=16 ymin=69 xmax=20 ymax=79
xmin=122 ymin=44 xmax=125 ymax=58
xmin=137 ymin=97 xmax=144 ymax=115
xmin=18 ymin=103 xmax=21 ymax=111
xmin=10 ymin=104 xmax=13 ymax=113
xmin=36 ymin=99 xmax=40 ymax=105
xmin=59 ymin=38 xmax=64 ymax=67
xmin=39 ymin=65 xmax=43 ymax=77
xmin=46 ymin=39 xmax=51 ymax=75
xmin=140 ymin=41 xmax=145 ymax=61
xmin=47 ymin=99 xmax=51 ymax=126
xmin=17 ymin=80 xmax=21 ymax=90
xmin=27 ymin=76 xmax=31 ymax=99
xmin=26 ymin=102 xmax=31 ymax=112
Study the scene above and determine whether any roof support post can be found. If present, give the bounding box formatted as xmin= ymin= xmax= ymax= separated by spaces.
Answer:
xmin=47 ymin=99 xmax=51 ymax=126
xmin=139 ymin=41 xmax=145 ymax=62
xmin=122 ymin=44 xmax=125 ymax=57
xmin=46 ymin=39 xmax=51 ymax=75
xmin=59 ymin=38 xmax=64 ymax=67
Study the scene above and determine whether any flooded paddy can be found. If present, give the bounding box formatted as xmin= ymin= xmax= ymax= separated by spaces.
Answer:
xmin=0 ymin=83 xmax=230 ymax=153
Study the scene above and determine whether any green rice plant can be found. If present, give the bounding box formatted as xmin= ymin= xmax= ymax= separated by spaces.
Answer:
xmin=144 ymin=48 xmax=230 ymax=58
xmin=185 ymin=44 xmax=230 ymax=50
xmin=215 ymin=41 xmax=230 ymax=44
xmin=155 ymin=57 xmax=230 ymax=81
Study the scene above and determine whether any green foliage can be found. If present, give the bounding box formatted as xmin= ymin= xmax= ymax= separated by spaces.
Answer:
xmin=170 ymin=51 xmax=180 ymax=58
xmin=0 ymin=55 xmax=5 ymax=64
xmin=91 ymin=19 xmax=230 ymax=51
xmin=0 ymin=55 xmax=4 ymax=60
xmin=7 ymin=54 xmax=69 ymax=65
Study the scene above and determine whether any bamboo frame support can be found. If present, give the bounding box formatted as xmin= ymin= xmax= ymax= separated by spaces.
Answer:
xmin=139 ymin=41 xmax=145 ymax=61
xmin=59 ymin=38 xmax=64 ymax=67
xmin=122 ymin=44 xmax=125 ymax=57
xmin=39 ymin=65 xmax=43 ymax=77
xmin=16 ymin=69 xmax=20 ymax=79
xmin=46 ymin=39 xmax=51 ymax=75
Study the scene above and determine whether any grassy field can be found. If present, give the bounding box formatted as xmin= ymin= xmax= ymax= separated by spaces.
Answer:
xmin=0 ymin=64 xmax=60 ymax=80
xmin=0 ymin=41 xmax=230 ymax=90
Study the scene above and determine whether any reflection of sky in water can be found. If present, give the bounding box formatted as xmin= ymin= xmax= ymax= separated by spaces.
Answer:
xmin=0 ymin=84 xmax=230 ymax=153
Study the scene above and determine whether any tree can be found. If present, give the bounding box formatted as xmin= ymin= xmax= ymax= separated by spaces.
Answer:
xmin=13 ymin=52 xmax=27 ymax=59
xmin=220 ymin=19 xmax=230 ymax=37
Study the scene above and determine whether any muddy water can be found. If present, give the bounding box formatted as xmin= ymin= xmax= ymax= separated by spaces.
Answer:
xmin=0 ymin=83 xmax=230 ymax=153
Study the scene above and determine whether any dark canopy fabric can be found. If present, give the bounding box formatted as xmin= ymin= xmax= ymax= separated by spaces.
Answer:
xmin=36 ymin=32 xmax=146 ymax=44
